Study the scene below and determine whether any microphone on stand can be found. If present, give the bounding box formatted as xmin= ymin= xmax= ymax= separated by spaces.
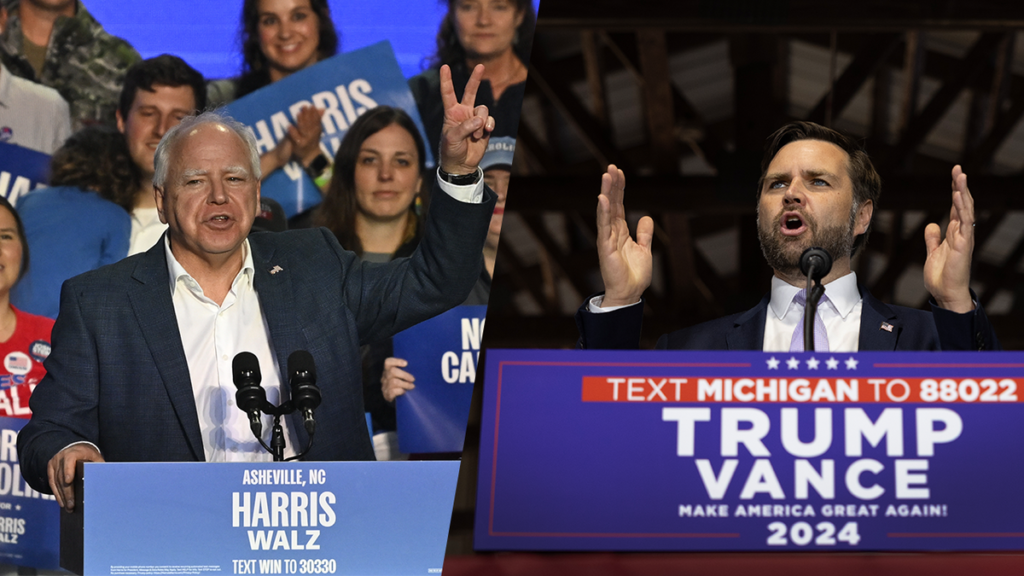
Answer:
xmin=288 ymin=351 xmax=321 ymax=436
xmin=232 ymin=352 xmax=266 ymax=438
xmin=798 ymin=247 xmax=833 ymax=352
xmin=799 ymin=247 xmax=833 ymax=282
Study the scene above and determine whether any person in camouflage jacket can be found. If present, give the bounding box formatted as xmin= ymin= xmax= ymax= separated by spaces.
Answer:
xmin=0 ymin=0 xmax=140 ymax=130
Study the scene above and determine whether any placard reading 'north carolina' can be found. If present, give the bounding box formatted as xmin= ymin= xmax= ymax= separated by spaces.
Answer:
xmin=224 ymin=40 xmax=432 ymax=217
xmin=476 ymin=350 xmax=1024 ymax=551
xmin=393 ymin=305 xmax=485 ymax=453
xmin=0 ymin=417 xmax=58 ymax=569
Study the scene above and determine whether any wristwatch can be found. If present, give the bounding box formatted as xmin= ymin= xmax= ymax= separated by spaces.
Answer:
xmin=438 ymin=166 xmax=482 ymax=186
xmin=305 ymin=153 xmax=332 ymax=179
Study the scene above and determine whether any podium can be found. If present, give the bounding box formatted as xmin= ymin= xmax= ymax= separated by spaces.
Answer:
xmin=477 ymin=349 xmax=1024 ymax=552
xmin=61 ymin=461 xmax=459 ymax=575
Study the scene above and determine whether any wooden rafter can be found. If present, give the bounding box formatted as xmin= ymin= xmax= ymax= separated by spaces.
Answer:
xmin=882 ymin=33 xmax=1005 ymax=169
xmin=806 ymin=33 xmax=902 ymax=125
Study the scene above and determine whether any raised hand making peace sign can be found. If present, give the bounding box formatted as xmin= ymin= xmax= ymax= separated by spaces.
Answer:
xmin=438 ymin=63 xmax=496 ymax=175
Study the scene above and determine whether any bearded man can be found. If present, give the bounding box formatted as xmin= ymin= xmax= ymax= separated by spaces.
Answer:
xmin=575 ymin=121 xmax=999 ymax=352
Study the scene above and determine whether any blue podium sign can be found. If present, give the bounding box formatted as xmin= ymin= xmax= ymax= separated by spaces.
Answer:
xmin=81 ymin=461 xmax=458 ymax=575
xmin=0 ymin=417 xmax=59 ymax=569
xmin=393 ymin=305 xmax=486 ymax=453
xmin=224 ymin=41 xmax=432 ymax=217
xmin=476 ymin=349 xmax=1024 ymax=551
xmin=0 ymin=143 xmax=49 ymax=205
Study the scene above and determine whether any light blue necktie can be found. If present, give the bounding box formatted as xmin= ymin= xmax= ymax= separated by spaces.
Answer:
xmin=790 ymin=290 xmax=830 ymax=352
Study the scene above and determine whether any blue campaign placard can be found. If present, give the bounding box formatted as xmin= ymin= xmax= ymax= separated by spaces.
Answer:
xmin=224 ymin=41 xmax=433 ymax=218
xmin=476 ymin=349 xmax=1024 ymax=552
xmin=392 ymin=305 xmax=486 ymax=454
xmin=82 ymin=461 xmax=459 ymax=575
xmin=0 ymin=417 xmax=59 ymax=569
xmin=0 ymin=143 xmax=49 ymax=206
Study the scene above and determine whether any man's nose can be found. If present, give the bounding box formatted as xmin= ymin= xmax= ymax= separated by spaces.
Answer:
xmin=783 ymin=182 xmax=805 ymax=205
xmin=208 ymin=180 xmax=229 ymax=203
xmin=156 ymin=115 xmax=175 ymax=137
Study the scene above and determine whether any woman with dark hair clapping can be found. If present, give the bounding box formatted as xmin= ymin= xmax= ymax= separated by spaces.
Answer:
xmin=207 ymin=0 xmax=338 ymax=186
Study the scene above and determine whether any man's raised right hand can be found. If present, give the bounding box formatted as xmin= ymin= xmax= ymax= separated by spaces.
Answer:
xmin=596 ymin=164 xmax=653 ymax=307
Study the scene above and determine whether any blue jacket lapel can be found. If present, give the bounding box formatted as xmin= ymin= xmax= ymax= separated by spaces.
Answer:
xmin=858 ymin=286 xmax=899 ymax=351
xmin=127 ymin=238 xmax=205 ymax=460
xmin=250 ymin=235 xmax=310 ymax=447
xmin=727 ymin=294 xmax=769 ymax=350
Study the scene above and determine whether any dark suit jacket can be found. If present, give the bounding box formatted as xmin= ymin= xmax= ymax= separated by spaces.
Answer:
xmin=18 ymin=184 xmax=495 ymax=493
xmin=576 ymin=285 xmax=999 ymax=351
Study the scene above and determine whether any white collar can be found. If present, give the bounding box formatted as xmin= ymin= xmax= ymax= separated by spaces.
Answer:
xmin=165 ymin=235 xmax=254 ymax=296
xmin=769 ymin=271 xmax=861 ymax=320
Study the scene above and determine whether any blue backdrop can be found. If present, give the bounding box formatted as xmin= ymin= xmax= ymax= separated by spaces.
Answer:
xmin=85 ymin=0 xmax=541 ymax=81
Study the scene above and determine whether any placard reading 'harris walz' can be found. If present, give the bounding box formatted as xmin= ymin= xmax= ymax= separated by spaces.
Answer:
xmin=477 ymin=350 xmax=1024 ymax=551
xmin=0 ymin=143 xmax=49 ymax=205
xmin=224 ymin=41 xmax=432 ymax=218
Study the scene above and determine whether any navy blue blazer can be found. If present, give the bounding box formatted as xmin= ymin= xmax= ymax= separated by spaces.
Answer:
xmin=19 ymin=184 xmax=495 ymax=493
xmin=576 ymin=286 xmax=999 ymax=351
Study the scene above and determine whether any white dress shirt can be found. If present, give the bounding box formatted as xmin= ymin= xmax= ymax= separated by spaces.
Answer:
xmin=166 ymin=237 xmax=296 ymax=462
xmin=129 ymin=206 xmax=168 ymax=256
xmin=589 ymin=271 xmax=864 ymax=351
xmin=763 ymin=272 xmax=863 ymax=352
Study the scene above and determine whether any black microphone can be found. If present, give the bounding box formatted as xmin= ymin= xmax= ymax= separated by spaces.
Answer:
xmin=232 ymin=352 xmax=266 ymax=438
xmin=288 ymin=351 xmax=321 ymax=436
xmin=799 ymin=247 xmax=833 ymax=282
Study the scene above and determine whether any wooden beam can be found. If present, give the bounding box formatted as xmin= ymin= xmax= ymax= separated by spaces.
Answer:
xmin=637 ymin=29 xmax=678 ymax=173
xmin=883 ymin=33 xmax=1005 ymax=170
xmin=534 ymin=1 xmax=1024 ymax=31
xmin=580 ymin=30 xmax=610 ymax=131
xmin=806 ymin=33 xmax=902 ymax=125
xmin=527 ymin=47 xmax=630 ymax=169
xmin=504 ymin=175 xmax=1024 ymax=212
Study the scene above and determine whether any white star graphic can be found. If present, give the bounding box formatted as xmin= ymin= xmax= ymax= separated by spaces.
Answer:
xmin=806 ymin=357 xmax=820 ymax=369
xmin=786 ymin=356 xmax=801 ymax=370
xmin=767 ymin=356 xmax=780 ymax=369
xmin=826 ymin=357 xmax=839 ymax=370
xmin=845 ymin=357 xmax=859 ymax=370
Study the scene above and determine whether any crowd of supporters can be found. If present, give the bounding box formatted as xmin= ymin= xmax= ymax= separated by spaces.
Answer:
xmin=0 ymin=0 xmax=531 ymax=459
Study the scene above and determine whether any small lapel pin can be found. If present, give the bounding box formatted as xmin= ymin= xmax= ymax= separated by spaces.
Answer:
xmin=269 ymin=265 xmax=284 ymax=275
xmin=880 ymin=322 xmax=894 ymax=333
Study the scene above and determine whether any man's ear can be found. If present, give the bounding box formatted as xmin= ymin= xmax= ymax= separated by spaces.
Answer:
xmin=154 ymin=185 xmax=167 ymax=224
xmin=116 ymin=109 xmax=125 ymax=134
xmin=854 ymin=199 xmax=873 ymax=236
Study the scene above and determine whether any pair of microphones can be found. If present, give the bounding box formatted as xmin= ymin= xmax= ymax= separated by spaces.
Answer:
xmin=232 ymin=350 xmax=322 ymax=442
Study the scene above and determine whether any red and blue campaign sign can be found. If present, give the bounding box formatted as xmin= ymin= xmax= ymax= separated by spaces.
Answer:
xmin=476 ymin=349 xmax=1024 ymax=551
xmin=0 ymin=417 xmax=59 ymax=569
xmin=0 ymin=143 xmax=49 ymax=205
xmin=224 ymin=41 xmax=432 ymax=218
xmin=393 ymin=305 xmax=486 ymax=453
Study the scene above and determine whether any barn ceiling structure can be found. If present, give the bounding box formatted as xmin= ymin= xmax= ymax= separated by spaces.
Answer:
xmin=447 ymin=1 xmax=1024 ymax=559
xmin=488 ymin=1 xmax=1024 ymax=351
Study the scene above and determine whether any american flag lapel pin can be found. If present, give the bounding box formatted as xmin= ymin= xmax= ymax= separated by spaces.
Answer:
xmin=270 ymin=265 xmax=284 ymax=275
xmin=880 ymin=322 xmax=894 ymax=332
